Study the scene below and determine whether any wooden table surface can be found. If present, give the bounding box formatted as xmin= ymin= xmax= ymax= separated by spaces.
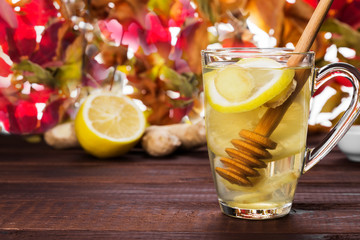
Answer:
xmin=0 ymin=133 xmax=359 ymax=240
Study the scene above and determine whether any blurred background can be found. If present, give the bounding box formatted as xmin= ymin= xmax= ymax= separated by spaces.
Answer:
xmin=0 ymin=0 xmax=359 ymax=135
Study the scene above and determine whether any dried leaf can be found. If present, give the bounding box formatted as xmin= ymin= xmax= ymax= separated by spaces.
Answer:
xmin=219 ymin=10 xmax=256 ymax=47
xmin=55 ymin=21 xmax=77 ymax=61
xmin=55 ymin=61 xmax=82 ymax=87
xmin=169 ymin=0 xmax=197 ymax=27
xmin=159 ymin=65 xmax=196 ymax=98
xmin=176 ymin=19 xmax=208 ymax=75
xmin=273 ymin=1 xmax=328 ymax=60
xmin=194 ymin=0 xmax=220 ymax=23
xmin=64 ymin=35 xmax=84 ymax=63
xmin=101 ymin=44 xmax=128 ymax=67
xmin=107 ymin=1 xmax=137 ymax=23
xmin=246 ymin=0 xmax=285 ymax=40
xmin=147 ymin=101 xmax=175 ymax=125
xmin=108 ymin=0 xmax=149 ymax=25
xmin=280 ymin=16 xmax=306 ymax=47
xmin=148 ymin=0 xmax=172 ymax=17
xmin=195 ymin=0 xmax=248 ymax=23
xmin=321 ymin=18 xmax=360 ymax=53
xmin=285 ymin=0 xmax=314 ymax=22
xmin=12 ymin=60 xmax=56 ymax=87
xmin=338 ymin=53 xmax=360 ymax=69
xmin=128 ymin=74 xmax=171 ymax=125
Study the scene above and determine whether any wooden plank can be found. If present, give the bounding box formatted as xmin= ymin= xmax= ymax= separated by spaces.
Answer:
xmin=0 ymin=134 xmax=359 ymax=238
xmin=0 ymin=182 xmax=359 ymax=203
xmin=0 ymin=198 xmax=359 ymax=233
xmin=1 ymin=231 xmax=359 ymax=240
xmin=0 ymin=160 xmax=358 ymax=185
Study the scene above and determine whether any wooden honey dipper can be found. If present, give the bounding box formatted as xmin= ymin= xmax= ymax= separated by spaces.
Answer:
xmin=216 ymin=0 xmax=334 ymax=186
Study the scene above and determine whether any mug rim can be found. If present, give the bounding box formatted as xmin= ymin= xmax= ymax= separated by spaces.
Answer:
xmin=201 ymin=47 xmax=315 ymax=56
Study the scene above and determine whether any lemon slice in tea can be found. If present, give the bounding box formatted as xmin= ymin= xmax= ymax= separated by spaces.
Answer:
xmin=204 ymin=58 xmax=295 ymax=113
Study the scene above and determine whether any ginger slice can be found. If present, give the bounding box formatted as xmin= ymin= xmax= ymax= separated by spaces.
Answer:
xmin=265 ymin=79 xmax=297 ymax=108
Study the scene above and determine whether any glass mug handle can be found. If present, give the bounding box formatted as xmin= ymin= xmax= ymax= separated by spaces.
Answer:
xmin=303 ymin=63 xmax=360 ymax=173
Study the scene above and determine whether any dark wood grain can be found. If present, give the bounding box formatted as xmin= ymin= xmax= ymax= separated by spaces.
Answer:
xmin=0 ymin=133 xmax=359 ymax=239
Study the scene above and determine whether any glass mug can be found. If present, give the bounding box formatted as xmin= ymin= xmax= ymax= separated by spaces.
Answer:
xmin=201 ymin=48 xmax=360 ymax=220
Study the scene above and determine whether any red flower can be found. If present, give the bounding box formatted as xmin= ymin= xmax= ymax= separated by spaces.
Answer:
xmin=0 ymin=0 xmax=59 ymax=63
xmin=303 ymin=0 xmax=360 ymax=28
xmin=98 ymin=19 xmax=124 ymax=46
xmin=7 ymin=100 xmax=38 ymax=134
xmin=0 ymin=85 xmax=65 ymax=134
xmin=123 ymin=21 xmax=156 ymax=54
xmin=20 ymin=0 xmax=58 ymax=26
xmin=30 ymin=20 xmax=64 ymax=65
xmin=145 ymin=13 xmax=171 ymax=44
xmin=0 ymin=92 xmax=10 ymax=132
xmin=5 ymin=15 xmax=37 ymax=62
xmin=39 ymin=97 xmax=66 ymax=133
xmin=333 ymin=0 xmax=360 ymax=28
xmin=0 ymin=58 xmax=11 ymax=77
xmin=0 ymin=1 xmax=81 ymax=134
